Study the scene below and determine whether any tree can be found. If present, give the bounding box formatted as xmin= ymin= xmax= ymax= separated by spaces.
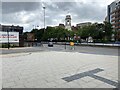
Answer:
xmin=31 ymin=28 xmax=44 ymax=41
xmin=77 ymin=22 xmax=113 ymax=42
xmin=103 ymin=21 xmax=113 ymax=41
xmin=78 ymin=26 xmax=89 ymax=39
xmin=23 ymin=32 xmax=29 ymax=41
xmin=31 ymin=29 xmax=38 ymax=41
xmin=77 ymin=25 xmax=97 ymax=39
xmin=37 ymin=28 xmax=44 ymax=41
xmin=24 ymin=21 xmax=113 ymax=43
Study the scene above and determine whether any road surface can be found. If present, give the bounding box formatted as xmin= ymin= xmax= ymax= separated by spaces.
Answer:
xmin=1 ymin=44 xmax=119 ymax=56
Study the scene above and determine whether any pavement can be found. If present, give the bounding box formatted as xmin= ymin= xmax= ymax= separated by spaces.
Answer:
xmin=1 ymin=45 xmax=118 ymax=88
xmin=56 ymin=42 xmax=120 ymax=47
xmin=80 ymin=42 xmax=120 ymax=47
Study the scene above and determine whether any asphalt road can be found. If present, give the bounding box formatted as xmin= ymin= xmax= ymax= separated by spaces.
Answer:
xmin=1 ymin=44 xmax=119 ymax=56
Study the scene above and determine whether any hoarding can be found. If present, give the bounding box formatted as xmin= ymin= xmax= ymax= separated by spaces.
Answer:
xmin=0 ymin=31 xmax=19 ymax=43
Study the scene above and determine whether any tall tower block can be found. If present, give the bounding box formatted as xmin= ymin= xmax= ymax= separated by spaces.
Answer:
xmin=65 ymin=15 xmax=71 ymax=31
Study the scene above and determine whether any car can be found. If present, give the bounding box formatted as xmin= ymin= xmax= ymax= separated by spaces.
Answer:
xmin=48 ymin=41 xmax=53 ymax=47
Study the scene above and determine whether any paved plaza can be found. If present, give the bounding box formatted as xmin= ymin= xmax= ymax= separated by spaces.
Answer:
xmin=1 ymin=46 xmax=118 ymax=88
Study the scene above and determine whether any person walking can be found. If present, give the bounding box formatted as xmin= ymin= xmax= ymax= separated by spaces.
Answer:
xmin=70 ymin=42 xmax=75 ymax=50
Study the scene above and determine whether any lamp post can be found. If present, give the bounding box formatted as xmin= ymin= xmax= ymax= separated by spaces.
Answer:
xmin=43 ymin=6 xmax=46 ymax=32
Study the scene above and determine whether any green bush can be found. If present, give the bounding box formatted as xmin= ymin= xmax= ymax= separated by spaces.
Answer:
xmin=1 ymin=44 xmax=9 ymax=48
xmin=1 ymin=44 xmax=16 ymax=48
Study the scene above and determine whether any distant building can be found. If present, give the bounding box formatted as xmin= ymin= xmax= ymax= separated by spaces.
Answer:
xmin=71 ymin=26 xmax=78 ymax=32
xmin=107 ymin=0 xmax=120 ymax=40
xmin=59 ymin=24 xmax=65 ymax=29
xmin=27 ymin=33 xmax=35 ymax=41
xmin=65 ymin=15 xmax=72 ymax=31
xmin=76 ymin=22 xmax=92 ymax=28
xmin=0 ymin=24 xmax=24 ymax=47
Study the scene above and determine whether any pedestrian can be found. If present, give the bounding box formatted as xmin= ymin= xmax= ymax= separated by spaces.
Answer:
xmin=70 ymin=42 xmax=75 ymax=50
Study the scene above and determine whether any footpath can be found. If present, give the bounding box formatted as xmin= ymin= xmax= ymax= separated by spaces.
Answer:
xmin=55 ymin=42 xmax=120 ymax=48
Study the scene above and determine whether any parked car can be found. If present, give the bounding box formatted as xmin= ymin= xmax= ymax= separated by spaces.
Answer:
xmin=48 ymin=41 xmax=53 ymax=47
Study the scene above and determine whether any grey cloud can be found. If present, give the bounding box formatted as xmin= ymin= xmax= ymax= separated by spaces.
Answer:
xmin=1 ymin=1 xmax=107 ymax=32
xmin=69 ymin=2 xmax=106 ymax=22
xmin=43 ymin=2 xmax=78 ymax=25
xmin=2 ymin=2 xmax=41 ymax=14
xmin=44 ymin=2 xmax=106 ymax=26
xmin=54 ymin=2 xmax=77 ymax=11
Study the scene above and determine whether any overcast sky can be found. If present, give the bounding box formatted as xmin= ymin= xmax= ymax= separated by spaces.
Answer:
xmin=1 ymin=0 xmax=115 ymax=32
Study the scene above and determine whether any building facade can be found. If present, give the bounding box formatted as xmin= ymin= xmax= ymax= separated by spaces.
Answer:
xmin=59 ymin=24 xmax=65 ymax=29
xmin=107 ymin=0 xmax=120 ymax=40
xmin=0 ymin=24 xmax=24 ymax=46
xmin=76 ymin=22 xmax=92 ymax=28
xmin=65 ymin=15 xmax=72 ymax=31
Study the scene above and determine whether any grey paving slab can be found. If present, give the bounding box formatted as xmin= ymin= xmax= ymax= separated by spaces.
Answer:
xmin=62 ymin=68 xmax=104 ymax=82
xmin=1 ymin=50 xmax=118 ymax=88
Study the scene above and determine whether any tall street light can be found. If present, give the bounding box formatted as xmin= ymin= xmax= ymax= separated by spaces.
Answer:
xmin=43 ymin=6 xmax=46 ymax=32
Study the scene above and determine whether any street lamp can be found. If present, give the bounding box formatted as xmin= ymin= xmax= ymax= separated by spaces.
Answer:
xmin=43 ymin=6 xmax=46 ymax=32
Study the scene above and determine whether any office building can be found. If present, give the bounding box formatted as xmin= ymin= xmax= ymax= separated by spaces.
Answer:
xmin=76 ymin=22 xmax=92 ymax=28
xmin=107 ymin=0 xmax=120 ymax=40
